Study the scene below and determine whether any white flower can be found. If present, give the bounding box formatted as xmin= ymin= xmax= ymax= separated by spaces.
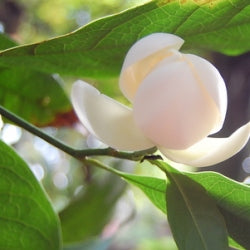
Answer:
xmin=71 ymin=33 xmax=250 ymax=167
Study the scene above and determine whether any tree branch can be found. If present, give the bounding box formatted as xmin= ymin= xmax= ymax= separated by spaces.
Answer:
xmin=0 ymin=105 xmax=157 ymax=161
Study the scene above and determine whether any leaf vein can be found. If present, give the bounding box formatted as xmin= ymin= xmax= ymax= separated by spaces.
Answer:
xmin=169 ymin=173 xmax=209 ymax=249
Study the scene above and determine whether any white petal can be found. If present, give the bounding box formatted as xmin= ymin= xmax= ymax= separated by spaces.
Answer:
xmin=133 ymin=57 xmax=220 ymax=150
xmin=122 ymin=33 xmax=184 ymax=70
xmin=119 ymin=33 xmax=184 ymax=102
xmin=159 ymin=122 xmax=250 ymax=167
xmin=71 ymin=80 xmax=154 ymax=151
xmin=184 ymin=54 xmax=227 ymax=133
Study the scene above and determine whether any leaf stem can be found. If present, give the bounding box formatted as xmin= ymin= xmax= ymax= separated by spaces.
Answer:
xmin=84 ymin=157 xmax=121 ymax=175
xmin=0 ymin=105 xmax=157 ymax=161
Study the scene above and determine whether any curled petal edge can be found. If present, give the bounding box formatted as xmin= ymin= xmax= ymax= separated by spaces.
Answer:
xmin=71 ymin=80 xmax=154 ymax=151
xmin=121 ymin=33 xmax=184 ymax=70
xmin=120 ymin=33 xmax=184 ymax=102
xmin=183 ymin=53 xmax=228 ymax=134
xmin=159 ymin=122 xmax=250 ymax=167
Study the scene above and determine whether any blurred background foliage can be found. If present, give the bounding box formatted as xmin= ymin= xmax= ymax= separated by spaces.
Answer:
xmin=1 ymin=0 xmax=148 ymax=43
xmin=0 ymin=0 xmax=249 ymax=249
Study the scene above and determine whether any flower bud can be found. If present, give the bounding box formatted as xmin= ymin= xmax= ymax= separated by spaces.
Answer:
xmin=72 ymin=33 xmax=250 ymax=167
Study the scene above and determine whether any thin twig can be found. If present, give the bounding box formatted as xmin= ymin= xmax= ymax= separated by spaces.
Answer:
xmin=0 ymin=105 xmax=157 ymax=161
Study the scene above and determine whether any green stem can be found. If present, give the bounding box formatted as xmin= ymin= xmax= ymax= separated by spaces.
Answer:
xmin=0 ymin=105 xmax=157 ymax=161
xmin=84 ymin=157 xmax=121 ymax=175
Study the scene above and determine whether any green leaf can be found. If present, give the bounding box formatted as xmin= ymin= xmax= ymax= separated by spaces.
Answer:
xmin=220 ymin=208 xmax=250 ymax=250
xmin=0 ymin=0 xmax=248 ymax=78
xmin=88 ymin=159 xmax=250 ymax=249
xmin=148 ymin=160 xmax=250 ymax=249
xmin=162 ymin=163 xmax=228 ymax=250
xmin=114 ymin=162 xmax=228 ymax=249
xmin=59 ymin=169 xmax=126 ymax=243
xmin=187 ymin=171 xmax=250 ymax=249
xmin=0 ymin=140 xmax=62 ymax=250
xmin=228 ymin=238 xmax=243 ymax=250
xmin=0 ymin=68 xmax=72 ymax=126
xmin=119 ymin=174 xmax=167 ymax=214
xmin=0 ymin=35 xmax=73 ymax=126
xmin=0 ymin=34 xmax=17 ymax=50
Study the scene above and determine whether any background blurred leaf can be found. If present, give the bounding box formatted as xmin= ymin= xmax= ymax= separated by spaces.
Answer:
xmin=0 ymin=68 xmax=73 ymax=126
xmin=63 ymin=238 xmax=111 ymax=250
xmin=0 ymin=140 xmax=62 ymax=250
xmin=0 ymin=0 xmax=249 ymax=78
xmin=59 ymin=166 xmax=126 ymax=244
xmin=137 ymin=237 xmax=178 ymax=250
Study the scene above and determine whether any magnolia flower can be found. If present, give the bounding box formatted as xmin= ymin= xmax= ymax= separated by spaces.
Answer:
xmin=71 ymin=33 xmax=250 ymax=167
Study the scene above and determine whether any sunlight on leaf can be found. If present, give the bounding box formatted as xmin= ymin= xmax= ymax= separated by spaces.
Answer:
xmin=0 ymin=0 xmax=248 ymax=78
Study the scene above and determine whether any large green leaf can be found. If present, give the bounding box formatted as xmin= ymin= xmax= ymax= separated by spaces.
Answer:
xmin=118 ymin=173 xmax=166 ymax=214
xmin=187 ymin=171 xmax=250 ymax=249
xmin=0 ymin=34 xmax=17 ymax=50
xmin=88 ymin=159 xmax=250 ymax=248
xmin=150 ymin=161 xmax=250 ymax=249
xmin=0 ymin=0 xmax=248 ymax=78
xmin=164 ymin=166 xmax=228 ymax=250
xmin=119 ymin=174 xmax=167 ymax=214
xmin=59 ymin=168 xmax=126 ymax=243
xmin=0 ymin=140 xmax=62 ymax=250
xmin=91 ymin=160 xmax=167 ymax=214
xmin=112 ymin=162 xmax=228 ymax=249
xmin=0 ymin=34 xmax=73 ymax=127
xmin=186 ymin=171 xmax=250 ymax=221
xmin=0 ymin=68 xmax=72 ymax=126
